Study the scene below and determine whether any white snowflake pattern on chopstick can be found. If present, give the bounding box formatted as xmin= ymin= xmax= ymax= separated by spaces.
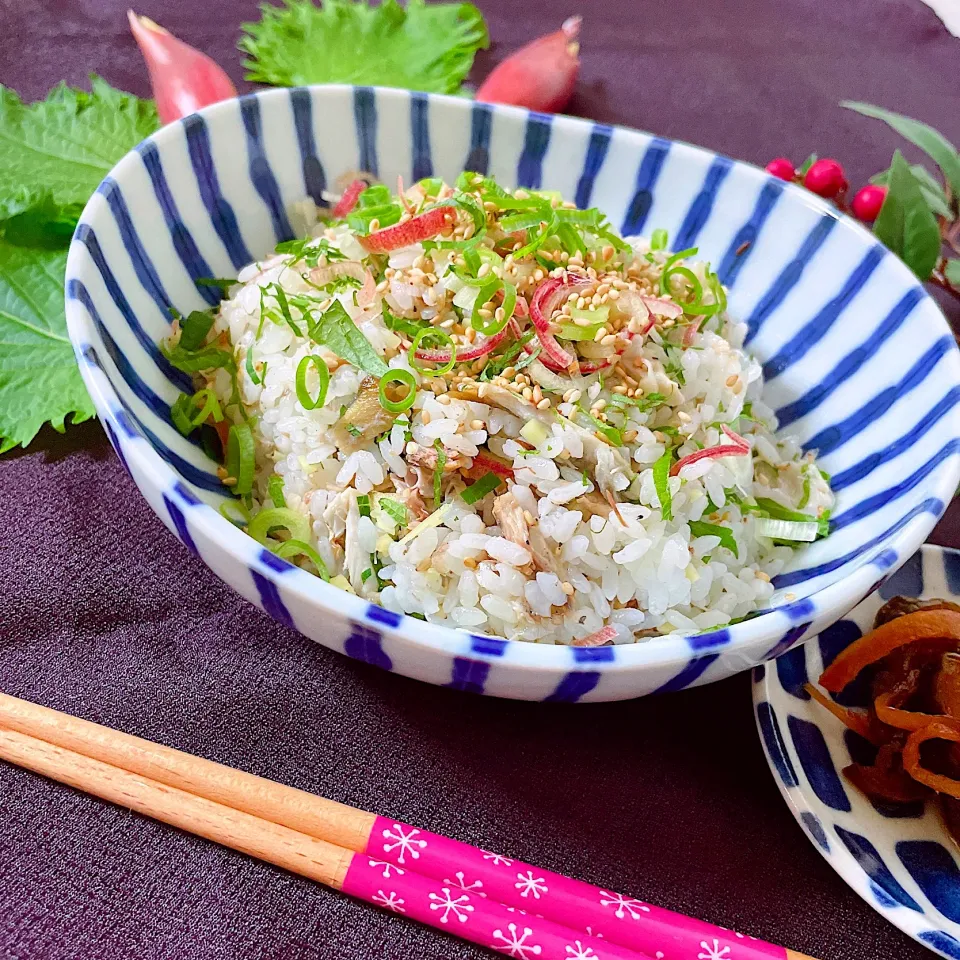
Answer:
xmin=599 ymin=890 xmax=650 ymax=920
xmin=371 ymin=889 xmax=406 ymax=914
xmin=427 ymin=887 xmax=474 ymax=924
xmin=381 ymin=823 xmax=427 ymax=864
xmin=491 ymin=923 xmax=543 ymax=958
xmin=443 ymin=870 xmax=486 ymax=897
xmin=514 ymin=870 xmax=548 ymax=899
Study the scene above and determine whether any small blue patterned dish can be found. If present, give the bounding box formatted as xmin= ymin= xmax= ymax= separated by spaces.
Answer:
xmin=755 ymin=544 xmax=960 ymax=959
xmin=64 ymin=85 xmax=960 ymax=701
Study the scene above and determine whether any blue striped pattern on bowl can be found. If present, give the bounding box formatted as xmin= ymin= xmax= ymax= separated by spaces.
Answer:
xmin=64 ymin=85 xmax=960 ymax=701
xmin=755 ymin=545 xmax=960 ymax=959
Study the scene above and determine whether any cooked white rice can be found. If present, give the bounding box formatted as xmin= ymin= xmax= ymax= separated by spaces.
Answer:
xmin=176 ymin=175 xmax=833 ymax=645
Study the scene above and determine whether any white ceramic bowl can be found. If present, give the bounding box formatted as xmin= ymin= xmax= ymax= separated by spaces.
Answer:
xmin=755 ymin=545 xmax=960 ymax=959
xmin=64 ymin=85 xmax=960 ymax=701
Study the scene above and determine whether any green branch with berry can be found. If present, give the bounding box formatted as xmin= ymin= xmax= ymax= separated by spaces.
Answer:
xmin=767 ymin=102 xmax=960 ymax=304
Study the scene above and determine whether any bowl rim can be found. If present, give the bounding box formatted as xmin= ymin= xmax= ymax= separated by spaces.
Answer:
xmin=64 ymin=83 xmax=960 ymax=676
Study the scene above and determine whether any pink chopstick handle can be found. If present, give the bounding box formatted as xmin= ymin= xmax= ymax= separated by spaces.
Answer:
xmin=365 ymin=818 xmax=786 ymax=960
xmin=342 ymin=853 xmax=648 ymax=960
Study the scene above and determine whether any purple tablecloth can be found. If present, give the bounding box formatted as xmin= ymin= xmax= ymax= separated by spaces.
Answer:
xmin=2 ymin=1 xmax=960 ymax=958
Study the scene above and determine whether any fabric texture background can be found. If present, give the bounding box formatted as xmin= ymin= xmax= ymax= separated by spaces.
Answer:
xmin=1 ymin=1 xmax=959 ymax=957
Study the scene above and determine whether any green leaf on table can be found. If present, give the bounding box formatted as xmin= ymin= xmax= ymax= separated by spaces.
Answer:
xmin=872 ymin=150 xmax=942 ymax=281
xmin=797 ymin=153 xmax=817 ymax=176
xmin=0 ymin=79 xmax=159 ymax=452
xmin=239 ymin=0 xmax=489 ymax=94
xmin=842 ymin=100 xmax=960 ymax=200
xmin=946 ymin=260 xmax=960 ymax=287
xmin=871 ymin=163 xmax=953 ymax=219
xmin=0 ymin=235 xmax=95 ymax=452
xmin=0 ymin=192 xmax=83 ymax=249
xmin=0 ymin=76 xmax=159 ymax=207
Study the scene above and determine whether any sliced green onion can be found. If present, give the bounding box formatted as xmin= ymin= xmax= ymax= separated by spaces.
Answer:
xmin=513 ymin=220 xmax=557 ymax=259
xmin=452 ymin=194 xmax=486 ymax=232
xmin=456 ymin=170 xmax=484 ymax=191
xmin=194 ymin=389 xmax=223 ymax=426
xmin=347 ymin=203 xmax=403 ymax=234
xmin=659 ymin=248 xmax=698 ymax=295
xmin=650 ymin=228 xmax=669 ymax=251
xmin=359 ymin=184 xmax=391 ymax=207
xmin=653 ymin=450 xmax=673 ymax=521
xmin=663 ymin=264 xmax=703 ymax=304
xmin=295 ymin=354 xmax=330 ymax=410
xmin=268 ymin=474 xmax=286 ymax=508
xmin=755 ymin=517 xmax=819 ymax=542
xmin=558 ymin=320 xmax=605 ymax=341
xmin=688 ymin=520 xmax=739 ymax=557
xmin=476 ymin=246 xmax=504 ymax=267
xmin=378 ymin=369 xmax=417 ymax=413
xmin=490 ymin=193 xmax=549 ymax=212
xmin=452 ymin=281 xmax=482 ymax=313
xmin=361 ymin=568 xmax=373 ymax=583
xmin=171 ymin=395 xmax=197 ymax=436
xmin=247 ymin=507 xmax=311 ymax=544
xmin=220 ymin=499 xmax=250 ymax=526
xmin=500 ymin=210 xmax=549 ymax=233
xmin=173 ymin=388 xmax=224 ymax=436
xmin=686 ymin=275 xmax=726 ymax=319
xmin=226 ymin=422 xmax=255 ymax=495
xmin=410 ymin=329 xmax=456 ymax=375
xmin=660 ymin=249 xmax=726 ymax=318
xmin=273 ymin=539 xmax=330 ymax=580
xmin=556 ymin=221 xmax=587 ymax=256
xmin=553 ymin=207 xmax=600 ymax=227
xmin=470 ymin=279 xmax=517 ymax=338
xmin=571 ymin=305 xmax=610 ymax=324
xmin=357 ymin=494 xmax=371 ymax=518
xmin=661 ymin=247 xmax=699 ymax=269
xmin=520 ymin=418 xmax=550 ymax=447
xmin=798 ymin=473 xmax=812 ymax=510
xmin=463 ymin=245 xmax=482 ymax=276
xmin=461 ymin=472 xmax=503 ymax=505
xmin=433 ymin=438 xmax=447 ymax=508
xmin=418 ymin=177 xmax=443 ymax=197
xmin=470 ymin=277 xmax=505 ymax=336
xmin=162 ymin=342 xmax=235 ymax=374
xmin=709 ymin=273 xmax=727 ymax=314
xmin=748 ymin=498 xmax=830 ymax=538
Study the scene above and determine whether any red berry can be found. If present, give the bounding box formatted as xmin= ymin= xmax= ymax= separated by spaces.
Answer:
xmin=765 ymin=157 xmax=796 ymax=181
xmin=803 ymin=158 xmax=848 ymax=198
xmin=851 ymin=184 xmax=888 ymax=223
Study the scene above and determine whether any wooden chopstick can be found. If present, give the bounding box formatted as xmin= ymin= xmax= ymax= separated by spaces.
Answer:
xmin=0 ymin=725 xmax=353 ymax=888
xmin=0 ymin=692 xmax=375 ymax=851
xmin=0 ymin=723 xmax=650 ymax=960
xmin=0 ymin=693 xmax=816 ymax=960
